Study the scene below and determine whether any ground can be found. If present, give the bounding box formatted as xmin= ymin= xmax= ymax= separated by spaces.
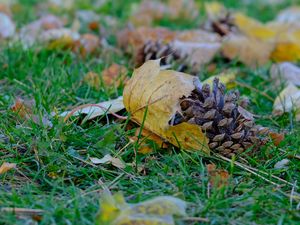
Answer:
xmin=0 ymin=0 xmax=300 ymax=224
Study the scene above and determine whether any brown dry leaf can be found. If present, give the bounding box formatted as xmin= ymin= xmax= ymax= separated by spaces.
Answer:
xmin=60 ymin=96 xmax=124 ymax=120
xmin=207 ymin=163 xmax=230 ymax=188
xmin=102 ymin=64 xmax=128 ymax=87
xmin=270 ymin=62 xmax=300 ymax=86
xmin=117 ymin=27 xmax=176 ymax=54
xmin=271 ymin=42 xmax=300 ymax=62
xmin=269 ymin=132 xmax=284 ymax=146
xmin=222 ymin=34 xmax=274 ymax=67
xmin=123 ymin=60 xmax=209 ymax=153
xmin=177 ymin=30 xmax=221 ymax=43
xmin=0 ymin=162 xmax=16 ymax=175
xmin=273 ymin=84 xmax=300 ymax=121
xmin=11 ymin=98 xmax=52 ymax=127
xmin=77 ymin=33 xmax=100 ymax=56
xmin=83 ymin=71 xmax=100 ymax=90
xmin=90 ymin=154 xmax=125 ymax=169
xmin=0 ymin=12 xmax=15 ymax=39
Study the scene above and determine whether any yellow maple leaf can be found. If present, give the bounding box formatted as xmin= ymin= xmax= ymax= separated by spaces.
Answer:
xmin=271 ymin=42 xmax=300 ymax=62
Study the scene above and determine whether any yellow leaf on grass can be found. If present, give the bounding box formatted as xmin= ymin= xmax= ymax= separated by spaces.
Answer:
xmin=204 ymin=1 xmax=226 ymax=20
xmin=233 ymin=13 xmax=277 ymax=41
xmin=273 ymin=84 xmax=300 ymax=121
xmin=123 ymin=60 xmax=209 ymax=153
xmin=203 ymin=70 xmax=236 ymax=89
xmin=271 ymin=42 xmax=300 ymax=62
xmin=96 ymin=191 xmax=187 ymax=225
xmin=0 ymin=162 xmax=16 ymax=175
xmin=222 ymin=34 xmax=274 ymax=67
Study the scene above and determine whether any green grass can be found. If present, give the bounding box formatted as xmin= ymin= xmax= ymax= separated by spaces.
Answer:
xmin=1 ymin=0 xmax=300 ymax=224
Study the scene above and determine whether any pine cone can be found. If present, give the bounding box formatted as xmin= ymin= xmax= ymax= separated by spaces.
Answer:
xmin=170 ymin=78 xmax=267 ymax=157
xmin=135 ymin=40 xmax=188 ymax=72
xmin=204 ymin=13 xmax=236 ymax=36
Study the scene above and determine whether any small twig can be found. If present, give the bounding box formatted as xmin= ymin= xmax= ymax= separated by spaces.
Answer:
xmin=236 ymin=81 xmax=274 ymax=102
xmin=182 ymin=217 xmax=210 ymax=222
xmin=238 ymin=157 xmax=297 ymax=188
xmin=64 ymin=104 xmax=127 ymax=122
xmin=1 ymin=207 xmax=44 ymax=215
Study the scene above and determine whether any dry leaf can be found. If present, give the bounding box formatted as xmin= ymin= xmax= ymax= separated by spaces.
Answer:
xmin=176 ymin=30 xmax=221 ymax=43
xmin=276 ymin=7 xmax=300 ymax=26
xmin=202 ymin=70 xmax=236 ymax=89
xmin=83 ymin=71 xmax=100 ymax=90
xmin=0 ymin=12 xmax=15 ymax=39
xmin=90 ymin=154 xmax=125 ymax=169
xmin=206 ymin=163 xmax=229 ymax=188
xmin=60 ymin=96 xmax=125 ymax=120
xmin=274 ymin=158 xmax=289 ymax=169
xmin=270 ymin=62 xmax=300 ymax=86
xmin=222 ymin=34 xmax=274 ymax=67
xmin=273 ymin=84 xmax=300 ymax=121
xmin=96 ymin=191 xmax=187 ymax=225
xmin=11 ymin=98 xmax=52 ymax=127
xmin=167 ymin=0 xmax=198 ymax=20
xmin=123 ymin=60 xmax=209 ymax=153
xmin=102 ymin=64 xmax=128 ymax=87
xmin=269 ymin=132 xmax=284 ymax=146
xmin=233 ymin=12 xmax=277 ymax=41
xmin=0 ymin=162 xmax=16 ymax=175
xmin=172 ymin=40 xmax=221 ymax=69
xmin=117 ymin=27 xmax=176 ymax=54
xmin=77 ymin=33 xmax=100 ymax=56
xmin=19 ymin=14 xmax=64 ymax=47
xmin=271 ymin=42 xmax=300 ymax=62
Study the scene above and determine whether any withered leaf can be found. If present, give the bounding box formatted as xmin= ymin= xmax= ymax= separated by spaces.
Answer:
xmin=0 ymin=162 xmax=16 ymax=175
xmin=123 ymin=60 xmax=209 ymax=153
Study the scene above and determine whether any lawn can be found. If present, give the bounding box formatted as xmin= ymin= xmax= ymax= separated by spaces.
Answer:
xmin=1 ymin=0 xmax=300 ymax=224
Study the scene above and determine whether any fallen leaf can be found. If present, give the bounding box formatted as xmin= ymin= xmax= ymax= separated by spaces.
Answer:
xmin=167 ymin=0 xmax=198 ymax=20
xmin=96 ymin=191 xmax=187 ymax=225
xmin=77 ymin=33 xmax=100 ymax=56
xmin=123 ymin=60 xmax=209 ymax=153
xmin=83 ymin=71 xmax=100 ymax=90
xmin=19 ymin=14 xmax=64 ymax=47
xmin=0 ymin=12 xmax=15 ymax=39
xmin=222 ymin=34 xmax=274 ymax=67
xmin=269 ymin=132 xmax=285 ymax=146
xmin=206 ymin=163 xmax=230 ymax=188
xmin=117 ymin=27 xmax=176 ymax=55
xmin=0 ymin=162 xmax=16 ymax=175
xmin=274 ymin=158 xmax=290 ymax=169
xmin=60 ymin=96 xmax=125 ymax=120
xmin=273 ymin=84 xmax=300 ymax=121
xmin=270 ymin=62 xmax=300 ymax=86
xmin=90 ymin=154 xmax=125 ymax=169
xmin=233 ymin=12 xmax=277 ymax=41
xmin=271 ymin=42 xmax=300 ymax=62
xmin=276 ymin=6 xmax=300 ymax=26
xmin=172 ymin=40 xmax=221 ymax=69
xmin=202 ymin=70 xmax=236 ymax=89
xmin=102 ymin=64 xmax=128 ymax=87
xmin=11 ymin=98 xmax=52 ymax=127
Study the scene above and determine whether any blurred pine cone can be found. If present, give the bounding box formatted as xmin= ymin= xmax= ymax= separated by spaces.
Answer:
xmin=170 ymin=78 xmax=267 ymax=157
xmin=135 ymin=40 xmax=188 ymax=72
